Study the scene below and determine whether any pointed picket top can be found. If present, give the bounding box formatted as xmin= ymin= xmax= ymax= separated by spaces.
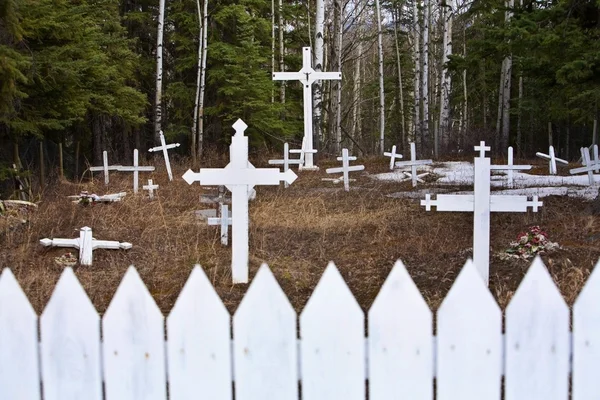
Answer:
xmin=436 ymin=260 xmax=502 ymax=400
xmin=571 ymin=259 xmax=600 ymax=400
xmin=368 ymin=261 xmax=433 ymax=400
xmin=300 ymin=262 xmax=365 ymax=400
xmin=167 ymin=266 xmax=232 ymax=400
xmin=232 ymin=119 xmax=248 ymax=135
xmin=233 ymin=264 xmax=298 ymax=400
xmin=0 ymin=268 xmax=40 ymax=400
xmin=103 ymin=266 xmax=167 ymax=400
xmin=505 ymin=256 xmax=569 ymax=400
xmin=41 ymin=267 xmax=102 ymax=400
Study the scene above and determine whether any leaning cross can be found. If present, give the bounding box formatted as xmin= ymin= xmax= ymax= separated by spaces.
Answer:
xmin=421 ymin=141 xmax=542 ymax=284
xmin=273 ymin=47 xmax=341 ymax=170
xmin=569 ymin=147 xmax=599 ymax=186
xmin=394 ymin=142 xmax=433 ymax=187
xmin=117 ymin=149 xmax=155 ymax=194
xmin=143 ymin=179 xmax=159 ymax=199
xmin=268 ymin=142 xmax=303 ymax=188
xmin=148 ymin=131 xmax=180 ymax=181
xmin=536 ymin=145 xmax=568 ymax=175
xmin=90 ymin=151 xmax=121 ymax=185
xmin=323 ymin=148 xmax=365 ymax=191
xmin=39 ymin=226 xmax=132 ymax=266
xmin=182 ymin=119 xmax=297 ymax=283
xmin=491 ymin=146 xmax=532 ymax=188
xmin=207 ymin=203 xmax=232 ymax=246
xmin=383 ymin=145 xmax=403 ymax=170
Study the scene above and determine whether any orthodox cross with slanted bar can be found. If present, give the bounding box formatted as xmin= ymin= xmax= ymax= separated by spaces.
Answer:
xmin=148 ymin=131 xmax=180 ymax=181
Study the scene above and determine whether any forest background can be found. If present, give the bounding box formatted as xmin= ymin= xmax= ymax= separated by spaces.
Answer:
xmin=0 ymin=0 xmax=599 ymax=184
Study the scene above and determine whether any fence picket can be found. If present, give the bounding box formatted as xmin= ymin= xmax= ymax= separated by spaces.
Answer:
xmin=368 ymin=260 xmax=433 ymax=400
xmin=103 ymin=266 xmax=167 ymax=400
xmin=233 ymin=264 xmax=298 ymax=400
xmin=167 ymin=266 xmax=232 ymax=400
xmin=572 ymin=260 xmax=600 ymax=400
xmin=437 ymin=260 xmax=502 ymax=400
xmin=300 ymin=262 xmax=365 ymax=400
xmin=40 ymin=267 xmax=102 ymax=400
xmin=0 ymin=268 xmax=40 ymax=400
xmin=505 ymin=257 xmax=570 ymax=400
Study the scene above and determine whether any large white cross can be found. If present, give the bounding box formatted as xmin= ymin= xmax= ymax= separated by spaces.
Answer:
xmin=491 ymin=146 xmax=532 ymax=188
xmin=117 ymin=149 xmax=155 ymax=193
xmin=536 ymin=145 xmax=568 ymax=175
xmin=421 ymin=141 xmax=542 ymax=284
xmin=570 ymin=147 xmax=600 ymax=186
xmin=39 ymin=226 xmax=132 ymax=266
xmin=143 ymin=179 xmax=159 ymax=199
xmin=394 ymin=142 xmax=433 ymax=187
xmin=272 ymin=47 xmax=341 ymax=170
xmin=148 ymin=131 xmax=180 ymax=181
xmin=268 ymin=142 xmax=303 ymax=188
xmin=383 ymin=145 xmax=403 ymax=170
xmin=207 ymin=203 xmax=232 ymax=246
xmin=323 ymin=148 xmax=365 ymax=191
xmin=90 ymin=151 xmax=120 ymax=185
xmin=182 ymin=119 xmax=297 ymax=283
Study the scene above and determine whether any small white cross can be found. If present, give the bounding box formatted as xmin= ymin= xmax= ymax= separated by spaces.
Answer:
xmin=289 ymin=135 xmax=317 ymax=169
xmin=268 ymin=142 xmax=303 ymax=188
xmin=207 ymin=203 xmax=232 ymax=246
xmin=323 ymin=148 xmax=365 ymax=191
xmin=143 ymin=179 xmax=159 ymax=199
xmin=90 ymin=151 xmax=121 ymax=185
xmin=148 ymin=131 xmax=180 ymax=181
xmin=399 ymin=171 xmax=429 ymax=184
xmin=570 ymin=147 xmax=600 ymax=186
xmin=489 ymin=146 xmax=532 ymax=188
xmin=474 ymin=141 xmax=491 ymax=158
xmin=39 ymin=226 xmax=132 ymax=266
xmin=536 ymin=145 xmax=568 ymax=175
xmin=383 ymin=145 xmax=403 ymax=170
xmin=118 ymin=149 xmax=155 ymax=193
xmin=394 ymin=142 xmax=433 ymax=187
xmin=273 ymin=47 xmax=341 ymax=170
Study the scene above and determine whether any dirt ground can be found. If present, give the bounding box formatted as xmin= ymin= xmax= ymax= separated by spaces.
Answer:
xmin=1 ymin=155 xmax=599 ymax=315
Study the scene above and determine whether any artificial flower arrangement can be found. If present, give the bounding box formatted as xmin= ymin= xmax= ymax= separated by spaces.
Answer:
xmin=503 ymin=226 xmax=559 ymax=260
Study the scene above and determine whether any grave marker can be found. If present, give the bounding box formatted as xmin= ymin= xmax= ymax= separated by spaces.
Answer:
xmin=89 ymin=151 xmax=120 ymax=185
xmin=273 ymin=47 xmax=341 ymax=170
xmin=143 ymin=179 xmax=159 ymax=199
xmin=569 ymin=147 xmax=599 ymax=186
xmin=182 ymin=119 xmax=297 ymax=283
xmin=536 ymin=146 xmax=568 ymax=175
xmin=383 ymin=145 xmax=403 ymax=170
xmin=207 ymin=204 xmax=232 ymax=246
xmin=68 ymin=191 xmax=127 ymax=204
xmin=490 ymin=146 xmax=532 ymax=188
xmin=289 ymin=135 xmax=317 ymax=169
xmin=117 ymin=149 xmax=155 ymax=193
xmin=148 ymin=131 xmax=180 ymax=181
xmin=39 ymin=227 xmax=132 ymax=266
xmin=268 ymin=143 xmax=303 ymax=188
xmin=323 ymin=149 xmax=365 ymax=191
xmin=421 ymin=142 xmax=542 ymax=284
xmin=394 ymin=143 xmax=433 ymax=187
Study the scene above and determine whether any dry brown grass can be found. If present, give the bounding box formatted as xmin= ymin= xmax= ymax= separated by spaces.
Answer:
xmin=1 ymin=155 xmax=599 ymax=316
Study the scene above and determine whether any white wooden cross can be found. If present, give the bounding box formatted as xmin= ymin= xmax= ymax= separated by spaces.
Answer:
xmin=182 ymin=119 xmax=297 ymax=283
xmin=421 ymin=141 xmax=542 ymax=284
xmin=323 ymin=148 xmax=365 ymax=191
xmin=143 ymin=179 xmax=159 ymax=199
xmin=383 ymin=145 xmax=403 ymax=170
xmin=570 ymin=147 xmax=600 ymax=186
xmin=491 ymin=146 xmax=532 ymax=188
xmin=148 ymin=130 xmax=180 ymax=181
xmin=272 ymin=47 xmax=341 ymax=170
xmin=289 ymin=135 xmax=317 ymax=169
xmin=90 ymin=151 xmax=120 ymax=185
xmin=394 ymin=142 xmax=433 ymax=187
xmin=536 ymin=145 xmax=568 ymax=175
xmin=39 ymin=226 xmax=132 ymax=266
xmin=207 ymin=203 xmax=232 ymax=246
xmin=117 ymin=149 xmax=155 ymax=194
xmin=268 ymin=142 xmax=303 ymax=188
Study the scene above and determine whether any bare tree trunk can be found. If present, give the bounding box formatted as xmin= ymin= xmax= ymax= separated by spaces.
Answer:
xmin=154 ymin=0 xmax=166 ymax=144
xmin=197 ymin=0 xmax=209 ymax=160
xmin=313 ymin=0 xmax=325 ymax=151
xmin=566 ymin=124 xmax=570 ymax=159
xmin=335 ymin=0 xmax=343 ymax=152
xmin=548 ymin=121 xmax=553 ymax=147
xmin=278 ymin=0 xmax=285 ymax=104
xmin=516 ymin=74 xmax=523 ymax=155
xmin=191 ymin=0 xmax=203 ymax=165
xmin=593 ymin=105 xmax=598 ymax=146
xmin=438 ymin=0 xmax=453 ymax=157
xmin=497 ymin=0 xmax=513 ymax=151
xmin=421 ymin=0 xmax=430 ymax=152
xmin=413 ymin=0 xmax=421 ymax=146
xmin=461 ymin=24 xmax=468 ymax=148
xmin=393 ymin=6 xmax=406 ymax=149
xmin=495 ymin=59 xmax=505 ymax=149
xmin=271 ymin=0 xmax=275 ymax=103
xmin=375 ymin=0 xmax=385 ymax=153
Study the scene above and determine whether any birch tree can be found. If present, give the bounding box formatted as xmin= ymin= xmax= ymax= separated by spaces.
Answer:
xmin=438 ymin=0 xmax=453 ymax=156
xmin=375 ymin=0 xmax=386 ymax=153
xmin=197 ymin=0 xmax=209 ymax=160
xmin=497 ymin=0 xmax=513 ymax=150
xmin=313 ymin=0 xmax=325 ymax=150
xmin=271 ymin=0 xmax=275 ymax=103
xmin=393 ymin=6 xmax=406 ymax=148
xmin=191 ymin=0 xmax=204 ymax=164
xmin=279 ymin=0 xmax=285 ymax=104
xmin=154 ymin=0 xmax=166 ymax=144
xmin=421 ymin=0 xmax=430 ymax=149
xmin=413 ymin=0 xmax=422 ymax=143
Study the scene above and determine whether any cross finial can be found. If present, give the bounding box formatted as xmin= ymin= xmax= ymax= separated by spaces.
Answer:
xmin=474 ymin=141 xmax=491 ymax=158
xmin=232 ymin=119 xmax=248 ymax=136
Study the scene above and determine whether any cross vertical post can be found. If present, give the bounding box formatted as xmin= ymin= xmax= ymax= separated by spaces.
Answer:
xmin=473 ymin=154 xmax=491 ymax=281
xmin=383 ymin=145 xmax=403 ymax=170
xmin=118 ymin=149 xmax=155 ymax=193
xmin=90 ymin=151 xmax=120 ymax=185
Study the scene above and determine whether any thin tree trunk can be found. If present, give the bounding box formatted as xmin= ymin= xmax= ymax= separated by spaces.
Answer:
xmin=192 ymin=0 xmax=203 ymax=165
xmin=271 ymin=0 xmax=275 ymax=103
xmin=461 ymin=25 xmax=468 ymax=147
xmin=548 ymin=121 xmax=553 ymax=147
xmin=421 ymin=0 xmax=430 ymax=152
xmin=438 ymin=0 xmax=453 ymax=157
xmin=197 ymin=0 xmax=209 ymax=161
xmin=593 ymin=105 xmax=598 ymax=145
xmin=39 ymin=141 xmax=45 ymax=191
xmin=278 ymin=0 xmax=285 ymax=104
xmin=500 ymin=0 xmax=514 ymax=150
xmin=496 ymin=58 xmax=505 ymax=149
xmin=413 ymin=0 xmax=421 ymax=145
xmin=517 ymin=74 xmax=523 ymax=155
xmin=154 ymin=0 xmax=166 ymax=144
xmin=335 ymin=0 xmax=343 ymax=152
xmin=375 ymin=0 xmax=385 ymax=153
xmin=393 ymin=6 xmax=406 ymax=150
xmin=58 ymin=142 xmax=64 ymax=179
xmin=313 ymin=0 xmax=325 ymax=151
xmin=566 ymin=124 xmax=570 ymax=159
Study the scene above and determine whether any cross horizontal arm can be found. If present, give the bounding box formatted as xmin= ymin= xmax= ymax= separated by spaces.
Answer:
xmin=570 ymin=163 xmax=600 ymax=174
xmin=39 ymin=238 xmax=81 ymax=248
xmin=117 ymin=166 xmax=155 ymax=172
xmin=336 ymin=156 xmax=358 ymax=161
xmin=311 ymin=72 xmax=342 ymax=81
xmin=183 ymin=168 xmax=297 ymax=186
xmin=325 ymin=165 xmax=365 ymax=174
xmin=395 ymin=159 xmax=433 ymax=167
xmin=90 ymin=165 xmax=121 ymax=172
xmin=272 ymin=72 xmax=305 ymax=81
xmin=490 ymin=165 xmax=532 ymax=171
xmin=91 ymin=240 xmax=132 ymax=250
xmin=149 ymin=143 xmax=180 ymax=152
xmin=207 ymin=218 xmax=233 ymax=225
xmin=268 ymin=160 xmax=303 ymax=165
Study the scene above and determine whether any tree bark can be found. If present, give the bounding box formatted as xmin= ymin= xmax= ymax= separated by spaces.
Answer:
xmin=413 ymin=0 xmax=421 ymax=146
xmin=313 ymin=0 xmax=325 ymax=151
xmin=438 ymin=0 xmax=453 ymax=157
xmin=271 ymin=0 xmax=275 ymax=103
xmin=393 ymin=6 xmax=406 ymax=150
xmin=197 ymin=0 xmax=209 ymax=161
xmin=421 ymin=0 xmax=430 ymax=152
xmin=192 ymin=0 xmax=203 ymax=165
xmin=154 ymin=0 xmax=166 ymax=144
xmin=279 ymin=0 xmax=285 ymax=104
xmin=375 ymin=0 xmax=385 ymax=153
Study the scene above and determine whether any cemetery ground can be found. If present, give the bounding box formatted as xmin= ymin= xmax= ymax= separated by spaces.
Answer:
xmin=1 ymin=154 xmax=599 ymax=316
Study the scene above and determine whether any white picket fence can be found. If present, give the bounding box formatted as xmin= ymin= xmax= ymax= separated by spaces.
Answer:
xmin=1 ymin=257 xmax=600 ymax=400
